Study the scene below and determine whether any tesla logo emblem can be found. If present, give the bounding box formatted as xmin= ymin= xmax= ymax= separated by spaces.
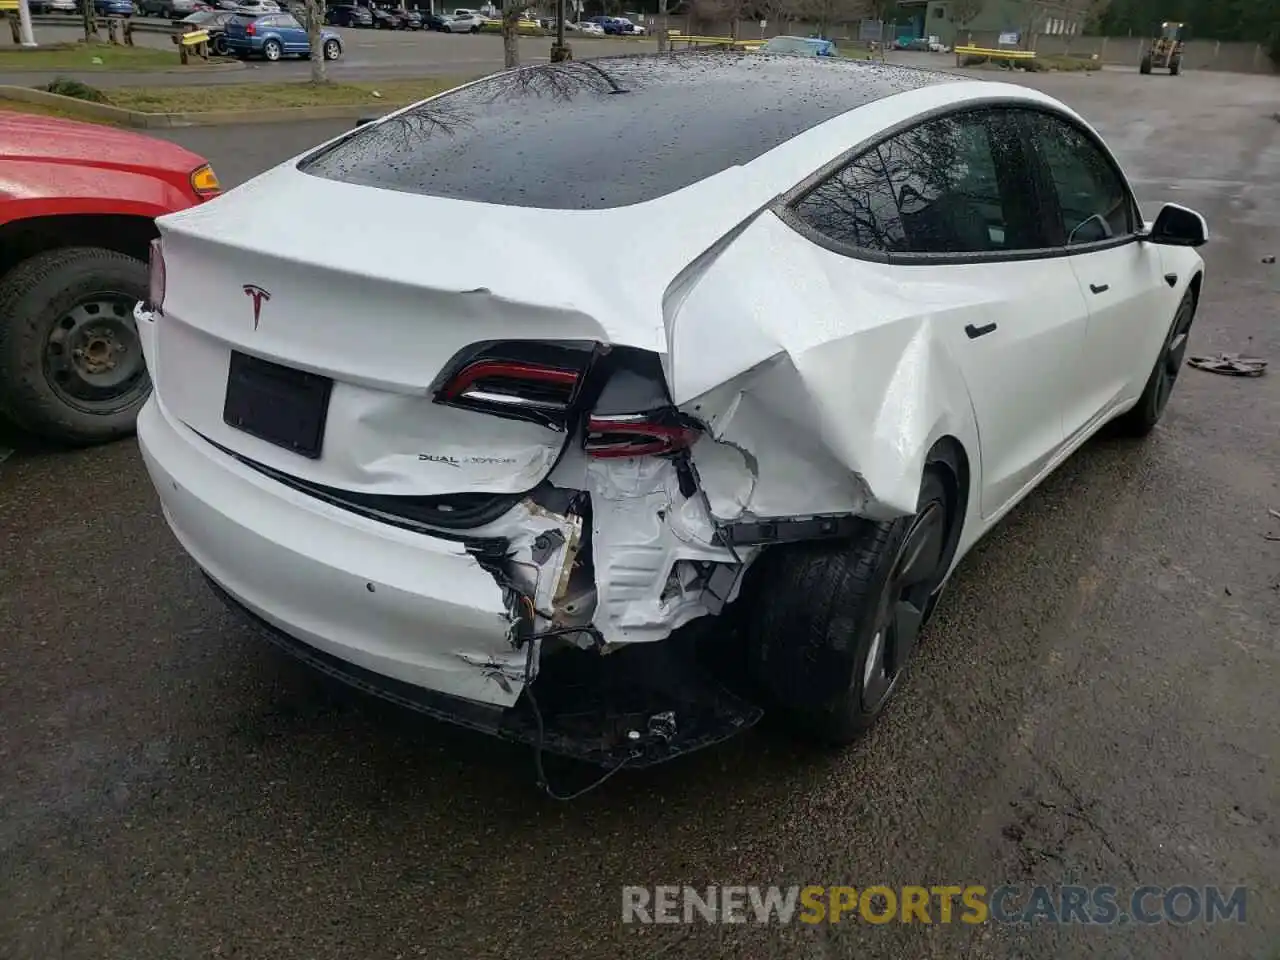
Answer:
xmin=242 ymin=284 xmax=271 ymax=330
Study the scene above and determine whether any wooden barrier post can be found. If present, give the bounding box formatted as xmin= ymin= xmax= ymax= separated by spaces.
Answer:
xmin=1 ymin=0 xmax=20 ymax=44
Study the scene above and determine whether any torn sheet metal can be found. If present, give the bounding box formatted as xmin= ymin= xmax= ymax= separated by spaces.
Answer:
xmin=665 ymin=209 xmax=979 ymax=522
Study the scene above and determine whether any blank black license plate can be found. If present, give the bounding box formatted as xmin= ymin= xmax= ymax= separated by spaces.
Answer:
xmin=223 ymin=351 xmax=333 ymax=459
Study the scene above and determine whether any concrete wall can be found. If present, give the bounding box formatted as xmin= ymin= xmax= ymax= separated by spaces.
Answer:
xmin=960 ymin=29 xmax=1277 ymax=74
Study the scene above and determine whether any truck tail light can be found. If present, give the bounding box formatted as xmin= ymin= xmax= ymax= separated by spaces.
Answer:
xmin=584 ymin=411 xmax=700 ymax=458
xmin=244 ymin=19 xmax=255 ymax=33
xmin=148 ymin=239 xmax=166 ymax=315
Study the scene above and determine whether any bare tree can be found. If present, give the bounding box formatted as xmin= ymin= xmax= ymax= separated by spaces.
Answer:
xmin=949 ymin=0 xmax=982 ymax=26
xmin=501 ymin=0 xmax=521 ymax=67
xmin=758 ymin=0 xmax=799 ymax=36
xmin=796 ymin=0 xmax=870 ymax=40
xmin=306 ymin=0 xmax=325 ymax=82
xmin=82 ymin=0 xmax=98 ymax=40
xmin=1009 ymin=0 xmax=1108 ymax=48
xmin=656 ymin=0 xmax=688 ymax=51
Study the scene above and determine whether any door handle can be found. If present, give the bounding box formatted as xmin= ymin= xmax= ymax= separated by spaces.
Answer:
xmin=1089 ymin=283 xmax=1110 ymax=294
xmin=965 ymin=322 xmax=998 ymax=339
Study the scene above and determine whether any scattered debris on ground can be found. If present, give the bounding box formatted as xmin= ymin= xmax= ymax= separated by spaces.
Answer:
xmin=1263 ymin=255 xmax=1277 ymax=264
xmin=1188 ymin=354 xmax=1268 ymax=377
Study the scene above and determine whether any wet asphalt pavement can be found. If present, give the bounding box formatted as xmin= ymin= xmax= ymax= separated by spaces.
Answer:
xmin=2 ymin=67 xmax=1278 ymax=959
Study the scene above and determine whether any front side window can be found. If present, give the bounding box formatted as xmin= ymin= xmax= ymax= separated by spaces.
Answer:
xmin=879 ymin=110 xmax=1038 ymax=254
xmin=1022 ymin=111 xmax=1134 ymax=245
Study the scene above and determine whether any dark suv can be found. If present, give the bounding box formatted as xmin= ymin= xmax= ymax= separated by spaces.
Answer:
xmin=325 ymin=2 xmax=371 ymax=25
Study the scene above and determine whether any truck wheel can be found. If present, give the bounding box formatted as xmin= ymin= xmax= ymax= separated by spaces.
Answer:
xmin=1139 ymin=54 xmax=1152 ymax=74
xmin=744 ymin=465 xmax=958 ymax=744
xmin=0 ymin=247 xmax=150 ymax=446
xmin=1169 ymin=57 xmax=1181 ymax=75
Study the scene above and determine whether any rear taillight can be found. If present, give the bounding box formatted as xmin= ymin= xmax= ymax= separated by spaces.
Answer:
xmin=584 ymin=412 xmax=700 ymax=458
xmin=245 ymin=20 xmax=255 ymax=33
xmin=148 ymin=239 xmax=166 ymax=315
xmin=434 ymin=342 xmax=595 ymax=430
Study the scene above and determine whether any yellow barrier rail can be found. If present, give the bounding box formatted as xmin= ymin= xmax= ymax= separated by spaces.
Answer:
xmin=179 ymin=28 xmax=209 ymax=45
xmin=0 ymin=1 xmax=20 ymax=11
xmin=666 ymin=33 xmax=766 ymax=49
xmin=954 ymin=44 xmax=1036 ymax=60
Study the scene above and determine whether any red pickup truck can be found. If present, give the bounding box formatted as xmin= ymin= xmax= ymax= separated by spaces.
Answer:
xmin=0 ymin=111 xmax=220 ymax=445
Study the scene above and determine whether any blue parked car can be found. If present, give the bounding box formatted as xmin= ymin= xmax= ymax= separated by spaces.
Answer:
xmin=223 ymin=13 xmax=343 ymax=61
xmin=759 ymin=35 xmax=836 ymax=57
xmin=92 ymin=0 xmax=135 ymax=16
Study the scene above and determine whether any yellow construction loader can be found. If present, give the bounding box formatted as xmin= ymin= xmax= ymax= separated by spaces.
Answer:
xmin=1140 ymin=21 xmax=1186 ymax=75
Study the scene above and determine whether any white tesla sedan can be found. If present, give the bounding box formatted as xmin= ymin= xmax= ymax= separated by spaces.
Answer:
xmin=136 ymin=54 xmax=1207 ymax=771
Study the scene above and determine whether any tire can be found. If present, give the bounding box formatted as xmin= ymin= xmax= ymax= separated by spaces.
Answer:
xmin=322 ymin=37 xmax=340 ymax=59
xmin=0 ymin=247 xmax=150 ymax=446
xmin=212 ymin=34 xmax=228 ymax=54
xmin=744 ymin=466 xmax=958 ymax=744
xmin=470 ymin=24 xmax=478 ymax=32
xmin=262 ymin=37 xmax=282 ymax=59
xmin=1114 ymin=288 xmax=1196 ymax=437
xmin=1169 ymin=57 xmax=1181 ymax=75
xmin=1139 ymin=54 xmax=1152 ymax=74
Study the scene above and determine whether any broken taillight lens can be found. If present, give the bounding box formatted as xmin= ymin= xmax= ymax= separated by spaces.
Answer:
xmin=583 ymin=412 xmax=700 ymax=458
xmin=147 ymin=239 xmax=165 ymax=315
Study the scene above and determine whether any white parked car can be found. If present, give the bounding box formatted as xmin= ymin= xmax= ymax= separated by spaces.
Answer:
xmin=137 ymin=56 xmax=1206 ymax=773
xmin=571 ymin=19 xmax=602 ymax=33
xmin=233 ymin=0 xmax=279 ymax=14
xmin=443 ymin=11 xmax=484 ymax=30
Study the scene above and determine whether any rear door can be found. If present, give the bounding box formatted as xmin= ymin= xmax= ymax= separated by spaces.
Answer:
xmin=781 ymin=107 xmax=1091 ymax=519
xmin=273 ymin=14 xmax=309 ymax=51
xmin=1018 ymin=109 xmax=1169 ymax=435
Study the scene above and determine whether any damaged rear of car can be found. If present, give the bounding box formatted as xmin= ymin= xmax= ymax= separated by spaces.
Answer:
xmin=139 ymin=53 xmax=1189 ymax=778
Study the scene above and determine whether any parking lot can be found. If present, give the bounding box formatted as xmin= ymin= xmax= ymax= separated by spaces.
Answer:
xmin=1 ymin=62 xmax=1278 ymax=959
xmin=4 ymin=19 xmax=666 ymax=82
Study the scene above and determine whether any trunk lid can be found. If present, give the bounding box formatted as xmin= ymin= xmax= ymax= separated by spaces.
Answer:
xmin=153 ymin=161 xmax=762 ymax=498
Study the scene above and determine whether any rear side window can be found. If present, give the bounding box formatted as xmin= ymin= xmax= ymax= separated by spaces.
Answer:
xmin=789 ymin=109 xmax=1043 ymax=257
xmin=791 ymin=149 xmax=906 ymax=252
xmin=1021 ymin=111 xmax=1135 ymax=244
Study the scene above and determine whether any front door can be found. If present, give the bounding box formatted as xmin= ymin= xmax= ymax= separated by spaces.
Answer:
xmin=1019 ymin=109 xmax=1170 ymax=437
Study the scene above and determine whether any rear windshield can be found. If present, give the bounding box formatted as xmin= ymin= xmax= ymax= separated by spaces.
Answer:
xmin=297 ymin=53 xmax=953 ymax=210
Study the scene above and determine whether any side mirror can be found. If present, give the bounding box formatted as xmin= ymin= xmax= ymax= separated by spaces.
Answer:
xmin=1146 ymin=203 xmax=1208 ymax=247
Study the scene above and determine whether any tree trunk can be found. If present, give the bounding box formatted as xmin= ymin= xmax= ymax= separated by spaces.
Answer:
xmin=82 ymin=0 xmax=97 ymax=40
xmin=656 ymin=0 xmax=667 ymax=51
xmin=502 ymin=8 xmax=519 ymax=67
xmin=307 ymin=0 xmax=325 ymax=82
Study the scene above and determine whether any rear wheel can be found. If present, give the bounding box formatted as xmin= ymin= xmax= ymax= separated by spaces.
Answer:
xmin=745 ymin=466 xmax=957 ymax=743
xmin=1115 ymin=287 xmax=1196 ymax=437
xmin=1140 ymin=53 xmax=1152 ymax=74
xmin=262 ymin=37 xmax=282 ymax=59
xmin=0 ymin=247 xmax=150 ymax=445
xmin=1169 ymin=57 xmax=1181 ymax=75
xmin=212 ymin=33 xmax=228 ymax=54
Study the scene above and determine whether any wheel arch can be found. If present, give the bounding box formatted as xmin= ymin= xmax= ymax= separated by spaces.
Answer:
xmin=0 ymin=213 xmax=157 ymax=287
xmin=923 ymin=434 xmax=970 ymax=575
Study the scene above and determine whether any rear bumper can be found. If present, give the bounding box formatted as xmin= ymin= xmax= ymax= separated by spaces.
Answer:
xmin=137 ymin=394 xmax=529 ymax=708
